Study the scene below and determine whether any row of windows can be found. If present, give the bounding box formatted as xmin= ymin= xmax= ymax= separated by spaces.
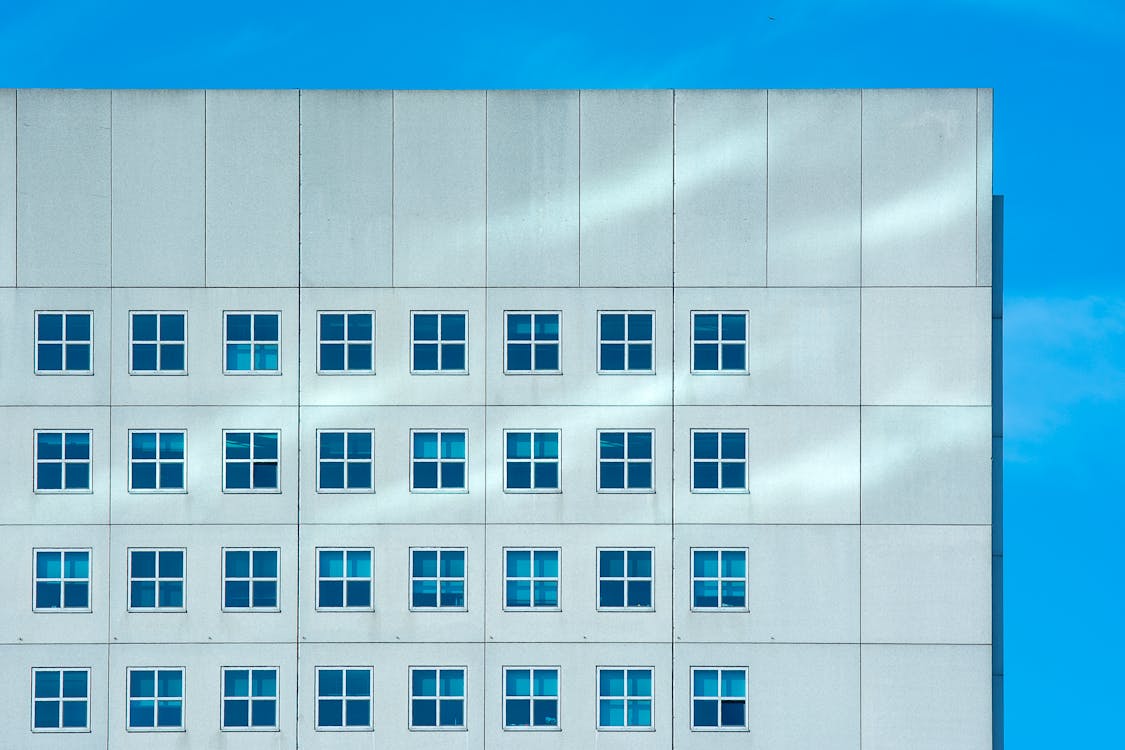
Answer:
xmin=29 ymin=309 xmax=750 ymax=375
xmin=31 ymin=665 xmax=748 ymax=732
xmin=32 ymin=548 xmax=748 ymax=612
xmin=29 ymin=429 xmax=749 ymax=493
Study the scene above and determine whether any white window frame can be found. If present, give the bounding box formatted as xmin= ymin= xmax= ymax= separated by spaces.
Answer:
xmin=127 ymin=548 xmax=186 ymax=613
xmin=689 ymin=666 xmax=749 ymax=731
xmin=408 ymin=547 xmax=468 ymax=612
xmin=315 ymin=429 xmax=374 ymax=494
xmin=595 ymin=547 xmax=655 ymax=612
xmin=128 ymin=310 xmax=187 ymax=375
xmin=315 ymin=665 xmax=374 ymax=732
xmin=502 ymin=666 xmax=561 ymax=731
xmin=127 ymin=429 xmax=187 ymax=493
xmin=33 ymin=547 xmax=92 ymax=613
xmin=689 ymin=310 xmax=750 ymax=374
xmin=409 ymin=429 xmax=468 ymax=493
xmin=690 ymin=547 xmax=749 ymax=612
xmin=503 ymin=547 xmax=561 ymax=611
xmin=222 ymin=310 xmax=281 ymax=375
xmin=31 ymin=667 xmax=91 ymax=733
xmin=596 ymin=310 xmax=656 ymax=375
xmin=596 ymin=429 xmax=655 ymax=493
xmin=595 ymin=666 xmax=655 ymax=731
xmin=125 ymin=667 xmax=185 ymax=732
xmin=503 ymin=310 xmax=562 ymax=374
xmin=222 ymin=429 xmax=281 ymax=494
xmin=33 ymin=429 xmax=93 ymax=494
xmin=408 ymin=666 xmax=468 ymax=731
xmin=221 ymin=548 xmax=281 ymax=612
xmin=316 ymin=310 xmax=375 ymax=375
xmin=502 ymin=429 xmax=561 ymax=493
xmin=220 ymin=666 xmax=279 ymax=732
xmin=34 ymin=310 xmax=93 ymax=375
xmin=689 ymin=428 xmax=749 ymax=494
xmin=315 ymin=547 xmax=375 ymax=611
xmin=410 ymin=310 xmax=469 ymax=375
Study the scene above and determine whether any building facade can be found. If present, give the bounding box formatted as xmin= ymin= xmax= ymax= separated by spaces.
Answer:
xmin=0 ymin=89 xmax=999 ymax=749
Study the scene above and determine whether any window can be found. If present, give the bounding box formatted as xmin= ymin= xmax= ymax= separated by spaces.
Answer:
xmin=223 ymin=430 xmax=279 ymax=492
xmin=33 ymin=549 xmax=90 ymax=611
xmin=130 ymin=312 xmax=186 ymax=374
xmin=691 ymin=668 xmax=747 ymax=730
xmin=504 ymin=311 xmax=560 ymax=373
xmin=128 ymin=549 xmax=184 ymax=611
xmin=597 ymin=430 xmax=653 ymax=492
xmin=34 ymin=430 xmax=91 ymax=492
xmin=317 ymin=430 xmax=373 ymax=492
xmin=503 ymin=430 xmax=559 ymax=492
xmin=410 ymin=548 xmax=466 ymax=610
xmin=32 ymin=668 xmax=89 ymax=732
xmin=504 ymin=549 xmax=559 ymax=610
xmin=691 ymin=549 xmax=748 ymax=610
xmin=503 ymin=667 xmax=559 ymax=729
xmin=126 ymin=668 xmax=184 ymax=731
xmin=691 ymin=311 xmax=748 ymax=373
xmin=128 ymin=431 xmax=186 ymax=492
xmin=317 ymin=549 xmax=373 ymax=610
xmin=410 ymin=667 xmax=466 ymax=730
xmin=318 ymin=311 xmax=374 ymax=374
xmin=597 ymin=667 xmax=653 ymax=730
xmin=316 ymin=667 xmax=372 ymax=731
xmin=597 ymin=549 xmax=653 ymax=610
xmin=222 ymin=549 xmax=279 ymax=611
xmin=691 ymin=430 xmax=748 ymax=492
xmin=35 ymin=311 xmax=92 ymax=374
xmin=224 ymin=312 xmax=279 ymax=373
xmin=410 ymin=430 xmax=466 ymax=492
xmin=222 ymin=668 xmax=278 ymax=730
xmin=598 ymin=311 xmax=654 ymax=373
xmin=411 ymin=311 xmax=467 ymax=373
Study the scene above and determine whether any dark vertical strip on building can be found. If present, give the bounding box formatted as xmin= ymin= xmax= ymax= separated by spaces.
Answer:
xmin=991 ymin=193 xmax=1004 ymax=750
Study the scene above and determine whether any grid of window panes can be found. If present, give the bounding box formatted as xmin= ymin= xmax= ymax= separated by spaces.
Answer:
xmin=32 ymin=669 xmax=89 ymax=732
xmin=35 ymin=311 xmax=92 ymax=373
xmin=129 ymin=312 xmax=186 ymax=373
xmin=222 ymin=668 xmax=278 ymax=730
xmin=127 ymin=668 xmax=184 ymax=730
xmin=410 ymin=548 xmax=466 ymax=609
xmin=410 ymin=668 xmax=466 ymax=729
xmin=318 ymin=311 xmax=374 ymax=373
xmin=128 ymin=549 xmax=185 ymax=610
xmin=129 ymin=431 xmax=186 ymax=491
xmin=34 ymin=431 xmax=91 ymax=492
xmin=504 ymin=312 xmax=560 ymax=372
xmin=34 ymin=549 xmax=90 ymax=611
xmin=224 ymin=312 xmax=279 ymax=373
xmin=691 ymin=430 xmax=748 ymax=491
xmin=598 ymin=311 xmax=654 ymax=372
xmin=504 ymin=668 xmax=559 ymax=729
xmin=504 ymin=430 xmax=560 ymax=491
xmin=598 ymin=668 xmax=653 ymax=730
xmin=691 ymin=668 xmax=748 ymax=730
xmin=504 ymin=549 xmax=559 ymax=609
xmin=223 ymin=549 xmax=279 ymax=610
xmin=317 ymin=549 xmax=373 ymax=609
xmin=597 ymin=549 xmax=653 ymax=610
xmin=692 ymin=549 xmax=748 ymax=610
xmin=597 ymin=430 xmax=654 ymax=491
xmin=411 ymin=430 xmax=467 ymax=490
xmin=223 ymin=431 xmax=279 ymax=492
xmin=411 ymin=311 xmax=467 ymax=372
xmin=317 ymin=430 xmax=373 ymax=492
xmin=691 ymin=311 xmax=748 ymax=372
xmin=316 ymin=667 xmax=373 ymax=730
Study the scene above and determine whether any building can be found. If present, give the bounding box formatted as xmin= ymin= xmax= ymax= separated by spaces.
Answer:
xmin=0 ymin=88 xmax=1000 ymax=749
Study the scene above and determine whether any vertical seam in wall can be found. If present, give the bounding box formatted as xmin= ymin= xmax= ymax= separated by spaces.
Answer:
xmin=12 ymin=90 xmax=17 ymax=287
xmin=203 ymin=91 xmax=208 ymax=287
xmin=857 ymin=87 xmax=864 ymax=750
xmin=577 ymin=90 xmax=582 ymax=287
xmin=764 ymin=90 xmax=769 ymax=286
xmin=295 ymin=89 xmax=303 ymax=749
xmin=390 ymin=91 xmax=395 ymax=287
xmin=670 ymin=87 xmax=677 ymax=731
xmin=106 ymin=89 xmax=114 ymax=750
xmin=482 ymin=88 xmax=489 ymax=736
xmin=975 ymin=89 xmax=979 ymax=286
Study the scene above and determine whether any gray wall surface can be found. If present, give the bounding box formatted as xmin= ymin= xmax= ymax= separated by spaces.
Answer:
xmin=0 ymin=88 xmax=994 ymax=749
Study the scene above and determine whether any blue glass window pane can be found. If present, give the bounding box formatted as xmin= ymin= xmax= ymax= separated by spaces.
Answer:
xmin=441 ymin=432 xmax=465 ymax=458
xmin=346 ymin=551 xmax=371 ymax=577
xmin=226 ymin=463 xmax=251 ymax=489
xmin=253 ymin=343 xmax=278 ymax=370
xmin=66 ymin=314 xmax=90 ymax=341
xmin=318 ymin=698 xmax=343 ymax=726
xmin=414 ymin=314 xmax=439 ymax=341
xmin=225 ymin=432 xmax=250 ymax=459
xmin=36 ymin=671 xmax=61 ymax=697
xmin=131 ymin=580 xmax=155 ymax=607
xmin=160 ymin=463 xmax=183 ymax=489
xmin=533 ymin=699 xmax=558 ymax=726
xmin=413 ymin=579 xmax=438 ymax=607
xmin=161 ymin=314 xmax=185 ymax=340
xmin=413 ymin=669 xmax=437 ymax=696
xmin=64 ymin=581 xmax=89 ymax=608
xmin=65 ymin=343 xmax=90 ymax=371
xmin=439 ymin=700 xmax=464 ymax=726
xmin=37 ymin=432 xmax=63 ymax=460
xmin=507 ymin=432 xmax=531 ymax=459
xmin=507 ymin=463 xmax=530 ymax=489
xmin=508 ymin=314 xmax=532 ymax=340
xmin=159 ymin=670 xmax=182 ymax=697
xmin=507 ymin=343 xmax=531 ymax=370
xmin=414 ymin=432 xmax=438 ymax=459
xmin=600 ymin=432 xmax=625 ymax=459
xmin=600 ymin=580 xmax=624 ymax=607
xmin=130 ymin=670 xmax=155 ymax=696
xmin=157 ymin=700 xmax=181 ymax=727
xmin=39 ymin=314 xmax=63 ymax=340
xmin=252 ymin=670 xmax=276 ymax=697
xmin=628 ymin=463 xmax=651 ymax=489
xmin=601 ymin=343 xmax=625 ymax=370
xmin=627 ymin=670 xmax=651 ymax=696
xmin=601 ymin=314 xmax=625 ymax=340
xmin=721 ymin=432 xmax=746 ymax=458
xmin=347 ymin=462 xmax=371 ymax=489
xmin=600 ymin=669 xmax=624 ymax=696
xmin=320 ymin=313 xmax=344 ymax=341
xmin=413 ymin=462 xmax=438 ymax=489
xmin=441 ymin=314 xmax=465 ymax=340
xmin=535 ymin=315 xmax=559 ymax=340
xmin=160 ymin=432 xmax=184 ymax=458
xmin=441 ymin=462 xmax=464 ymax=488
xmin=627 ymin=343 xmax=652 ymax=370
xmin=225 ymin=580 xmax=250 ymax=608
xmin=694 ymin=462 xmax=718 ymax=489
xmin=159 ymin=581 xmax=183 ymax=608
xmin=62 ymin=700 xmax=87 ymax=728
xmin=533 ymin=580 xmax=557 ymax=606
xmin=694 ymin=580 xmax=719 ymax=607
xmin=628 ymin=313 xmax=652 ymax=340
xmin=414 ymin=343 xmax=439 ymax=370
xmin=694 ymin=343 xmax=718 ymax=370
xmin=159 ymin=341 xmax=185 ymax=369
xmin=600 ymin=699 xmax=625 ymax=727
xmin=346 ymin=581 xmax=370 ymax=607
xmin=38 ymin=343 xmax=63 ymax=370
xmin=36 ymin=581 xmax=61 ymax=608
xmin=252 ymin=463 xmax=277 ymax=488
xmin=65 ymin=432 xmax=89 ymax=459
xmin=694 ymin=431 xmax=718 ymax=458
xmin=320 ymin=462 xmax=344 ymax=489
xmin=506 ymin=669 xmax=530 ymax=696
xmin=133 ymin=314 xmax=158 ymax=341
xmin=347 ymin=343 xmax=371 ymax=370
xmin=441 ymin=551 xmax=465 ymax=577
xmin=347 ymin=313 xmax=371 ymax=340
xmin=722 ymin=313 xmax=745 ymax=340
xmin=507 ymin=550 xmax=531 ymax=577
xmin=64 ymin=461 xmax=89 ymax=488
xmin=132 ymin=463 xmax=156 ymax=489
xmin=345 ymin=669 xmax=369 ymax=696
xmin=534 ymin=433 xmax=558 ymax=458
xmin=130 ymin=700 xmax=155 ymax=728
xmin=37 ymin=550 xmax=62 ymax=577
xmin=722 ymin=551 xmax=746 ymax=577
xmin=534 ymin=551 xmax=558 ymax=577
xmin=629 ymin=699 xmax=651 ymax=727
xmin=695 ymin=314 xmax=719 ymax=340
xmin=506 ymin=699 xmax=530 ymax=726
xmin=60 ymin=671 xmax=87 ymax=699
xmin=320 ymin=343 xmax=344 ymax=370
xmin=628 ymin=551 xmax=652 ymax=577
xmin=534 ymin=342 xmax=558 ymax=370
xmin=720 ymin=700 xmax=745 ymax=726
xmin=694 ymin=670 xmax=718 ymax=697
xmin=413 ymin=550 xmax=438 ymax=577
xmin=320 ymin=550 xmax=343 ymax=577
xmin=721 ymin=462 xmax=746 ymax=489
xmin=694 ymin=700 xmax=718 ymax=727
xmin=133 ymin=343 xmax=158 ymax=370
xmin=132 ymin=550 xmax=156 ymax=577
xmin=440 ymin=669 xmax=464 ymax=696
xmin=254 ymin=432 xmax=277 ymax=459
xmin=722 ymin=670 xmax=746 ymax=697
xmin=320 ymin=432 xmax=345 ymax=459
xmin=627 ymin=580 xmax=652 ymax=607
xmin=534 ymin=670 xmax=558 ymax=696
xmin=253 ymin=550 xmax=277 ymax=577
xmin=722 ymin=343 xmax=746 ymax=370
xmin=441 ymin=343 xmax=465 ymax=370
xmin=226 ymin=343 xmax=251 ymax=370
xmin=253 ymin=580 xmax=277 ymax=607
xmin=601 ymin=461 xmax=624 ymax=489
xmin=722 ymin=581 xmax=746 ymax=607
xmin=225 ymin=669 xmax=249 ymax=696
xmin=65 ymin=551 xmax=89 ymax=578
xmin=225 ymin=550 xmax=250 ymax=577
xmin=37 ymin=463 xmax=62 ymax=490
xmin=224 ymin=699 xmax=248 ymax=727
xmin=694 ymin=550 xmax=719 ymax=577
xmin=601 ymin=550 xmax=625 ymax=577
xmin=254 ymin=314 xmax=278 ymax=341
xmin=319 ymin=669 xmax=343 ymax=696
xmin=413 ymin=699 xmax=437 ymax=726
xmin=344 ymin=698 xmax=369 ymax=727
xmin=506 ymin=580 xmax=531 ymax=607
xmin=319 ymin=580 xmax=344 ymax=607
xmin=159 ymin=551 xmax=183 ymax=577
xmin=347 ymin=432 xmax=371 ymax=458
xmin=227 ymin=314 xmax=251 ymax=340
xmin=628 ymin=432 xmax=652 ymax=458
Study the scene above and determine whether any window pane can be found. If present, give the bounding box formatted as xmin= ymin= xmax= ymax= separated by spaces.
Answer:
xmin=319 ymin=580 xmax=344 ymax=607
xmin=694 ymin=462 xmax=718 ymax=489
xmin=533 ymin=580 xmax=558 ymax=606
xmin=320 ymin=313 xmax=344 ymax=341
xmin=722 ymin=313 xmax=745 ymax=340
xmin=253 ymin=343 xmax=278 ymax=370
xmin=506 ymin=669 xmax=530 ymax=696
xmin=534 ymin=342 xmax=558 ymax=370
xmin=66 ymin=341 xmax=90 ymax=369
xmin=441 ymin=343 xmax=465 ymax=370
xmin=534 ymin=315 xmax=559 ymax=340
xmin=413 ymin=462 xmax=438 ymax=489
xmin=439 ymin=699 xmax=464 ymax=726
xmin=506 ymin=580 xmax=531 ymax=607
xmin=694 ymin=550 xmax=719 ymax=577
xmin=694 ymin=670 xmax=719 ymax=697
xmin=160 ymin=432 xmax=185 ymax=458
xmin=694 ymin=342 xmax=718 ymax=369
xmin=346 ymin=551 xmax=371 ymax=577
xmin=600 ymin=669 xmax=624 ymax=696
xmin=413 ymin=698 xmax=437 ymax=726
xmin=39 ymin=313 xmax=63 ymax=340
xmin=722 ymin=343 xmax=746 ymax=369
xmin=344 ymin=698 xmax=369 ymax=727
xmin=601 ymin=313 xmax=625 ymax=340
xmin=441 ymin=313 xmax=465 ymax=340
xmin=225 ymin=580 xmax=250 ymax=608
xmin=533 ymin=699 xmax=558 ymax=726
xmin=627 ymin=343 xmax=652 ymax=370
xmin=254 ymin=314 xmax=278 ymax=341
xmin=252 ymin=670 xmax=276 ymax=697
xmin=440 ymin=462 xmax=464 ymax=488
xmin=414 ymin=432 xmax=438 ymax=459
xmin=347 ymin=343 xmax=372 ymax=370
xmin=627 ymin=699 xmax=651 ymax=726
xmin=533 ymin=670 xmax=558 ymax=696
xmin=599 ymin=432 xmax=625 ymax=459
xmin=224 ymin=699 xmax=248 ymax=727
xmin=413 ymin=669 xmax=437 ymax=697
xmin=694 ymin=314 xmax=719 ymax=340
xmin=35 ymin=670 xmax=61 ymax=698
xmin=319 ymin=669 xmax=343 ymax=697
xmin=720 ymin=699 xmax=745 ymax=727
xmin=225 ymin=432 xmax=251 ymax=459
xmin=413 ymin=579 xmax=438 ymax=607
xmin=533 ymin=551 xmax=558 ymax=577
xmin=346 ymin=462 xmax=371 ymax=489
xmin=414 ymin=314 xmax=439 ymax=341
xmin=721 ymin=431 xmax=746 ymax=458
xmin=227 ymin=314 xmax=251 ymax=340
xmin=159 ymin=551 xmax=183 ymax=577
xmin=507 ymin=343 xmax=532 ymax=370
xmin=65 ymin=432 xmax=90 ymax=459
xmin=62 ymin=699 xmax=87 ymax=728
xmin=694 ymin=580 xmax=719 ymax=607
xmin=132 ymin=550 xmax=156 ymax=577
xmin=38 ymin=343 xmax=63 ymax=370
xmin=722 ymin=580 xmax=746 ymax=607
xmin=161 ymin=314 xmax=185 ymax=340
xmin=600 ymin=580 xmax=625 ymax=607
xmin=253 ymin=580 xmax=277 ymax=607
xmin=132 ymin=462 xmax=157 ymax=489
xmin=627 ymin=580 xmax=652 ymax=607
xmin=160 ymin=462 xmax=184 ymax=489
xmin=722 ymin=551 xmax=746 ymax=577
xmin=600 ymin=698 xmax=625 ymax=727
xmin=319 ymin=550 xmax=344 ymax=577
xmin=506 ymin=432 xmax=531 ymax=459
xmin=600 ymin=461 xmax=625 ymax=489
xmin=319 ymin=698 xmax=343 ymax=726
xmin=441 ymin=432 xmax=465 ymax=459
xmin=694 ymin=699 xmax=718 ymax=727
xmin=157 ymin=699 xmax=181 ymax=727
xmin=130 ymin=699 xmax=155 ymax=728
xmin=414 ymin=342 xmax=439 ymax=370
xmin=64 ymin=462 xmax=89 ymax=489
xmin=133 ymin=314 xmax=158 ymax=341
xmin=439 ymin=669 xmax=464 ymax=696
xmin=508 ymin=314 xmax=532 ymax=340
xmin=627 ymin=462 xmax=651 ymax=489
xmin=721 ymin=462 xmax=746 ymax=489
xmin=66 ymin=314 xmax=90 ymax=341
xmin=600 ymin=550 xmax=625 ymax=577
xmin=320 ymin=343 xmax=345 ymax=370
xmin=320 ymin=432 xmax=345 ymax=459
xmin=226 ymin=551 xmax=250 ymax=578
xmin=507 ymin=550 xmax=531 ymax=577
xmin=254 ymin=431 xmax=278 ymax=458
xmin=533 ymin=462 xmax=558 ymax=489
xmin=346 ymin=580 xmax=370 ymax=606
xmin=601 ymin=343 xmax=625 ymax=370
xmin=37 ymin=550 xmax=62 ymax=578
xmin=627 ymin=550 xmax=652 ymax=577
xmin=347 ymin=431 xmax=372 ymax=459
xmin=628 ymin=313 xmax=652 ymax=340
xmin=37 ymin=432 xmax=63 ymax=460
xmin=505 ymin=699 xmax=530 ymax=726
xmin=253 ymin=550 xmax=277 ymax=577
xmin=506 ymin=462 xmax=530 ymax=489
xmin=133 ymin=343 xmax=158 ymax=370
xmin=694 ymin=432 xmax=718 ymax=458
xmin=225 ymin=669 xmax=249 ymax=697
xmin=130 ymin=670 xmax=155 ymax=697
xmin=627 ymin=670 xmax=652 ymax=696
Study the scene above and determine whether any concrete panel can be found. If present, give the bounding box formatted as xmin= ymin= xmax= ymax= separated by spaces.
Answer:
xmin=16 ymin=90 xmax=110 ymax=286
xmin=862 ymin=89 xmax=977 ymax=286
xmin=486 ymin=90 xmax=580 ymax=286
xmin=862 ymin=525 xmax=991 ymax=644
xmin=108 ymin=525 xmax=297 ymax=644
xmin=300 ymin=90 xmax=393 ymax=286
xmin=108 ymin=642 xmax=297 ymax=749
xmin=0 ymin=407 xmax=110 ymax=526
xmin=205 ymin=90 xmax=298 ymax=286
xmin=674 ymin=287 xmax=860 ymax=406
xmin=298 ymin=286 xmax=487 ymax=407
xmin=767 ymin=89 xmax=861 ymax=286
xmin=579 ymin=90 xmax=673 ymax=286
xmin=673 ymin=643 xmax=859 ymax=750
xmin=393 ymin=91 xmax=486 ymax=286
xmin=862 ymin=406 xmax=992 ymax=524
xmin=674 ymin=90 xmax=766 ymax=287
xmin=0 ymin=288 xmax=111 ymax=406
xmin=298 ymin=406 xmax=486 ymax=526
xmin=111 ymin=90 xmax=206 ymax=286
xmin=862 ymin=645 xmax=991 ymax=750
xmin=862 ymin=287 xmax=991 ymax=406
xmin=109 ymin=406 xmax=299 ymax=526
xmin=976 ymin=88 xmax=993 ymax=286
xmin=673 ymin=407 xmax=859 ymax=525
xmin=297 ymin=524 xmax=485 ymax=645
xmin=673 ymin=525 xmax=859 ymax=644
xmin=0 ymin=526 xmax=110 ymax=644
xmin=0 ymin=90 xmax=13 ymax=286
xmin=0 ymin=644 xmax=109 ymax=744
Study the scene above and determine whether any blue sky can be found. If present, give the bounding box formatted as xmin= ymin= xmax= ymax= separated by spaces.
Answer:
xmin=3 ymin=0 xmax=1123 ymax=744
